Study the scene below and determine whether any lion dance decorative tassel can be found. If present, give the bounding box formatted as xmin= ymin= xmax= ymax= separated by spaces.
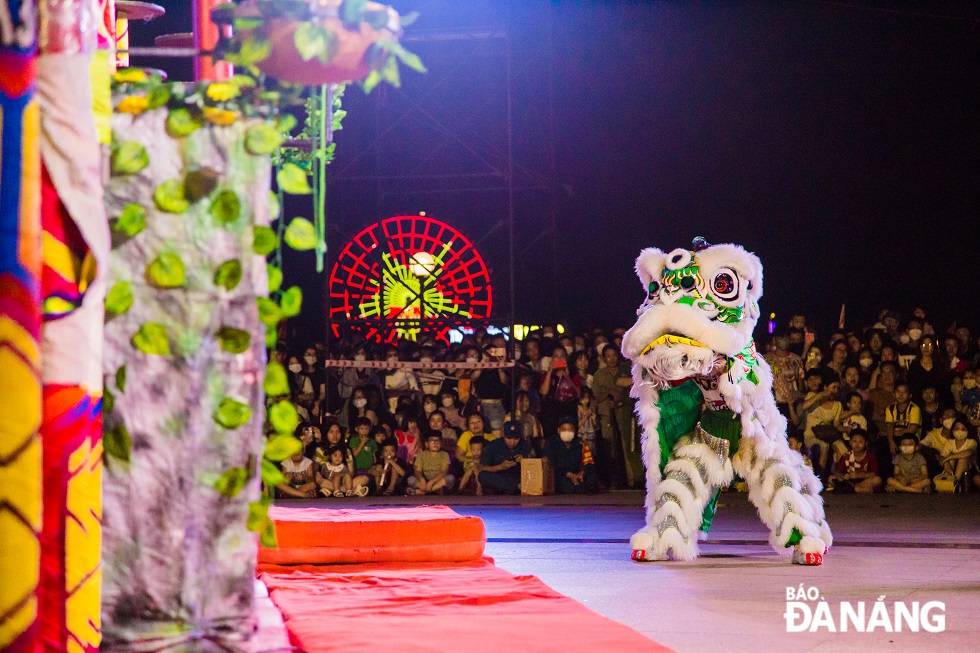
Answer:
xmin=623 ymin=238 xmax=832 ymax=566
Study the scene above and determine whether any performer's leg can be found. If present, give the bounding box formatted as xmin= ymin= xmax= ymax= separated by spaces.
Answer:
xmin=734 ymin=437 xmax=833 ymax=565
xmin=630 ymin=436 xmax=733 ymax=561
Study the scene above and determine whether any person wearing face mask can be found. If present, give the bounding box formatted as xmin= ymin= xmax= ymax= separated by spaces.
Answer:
xmin=542 ymin=416 xmax=599 ymax=495
xmin=439 ymin=390 xmax=467 ymax=431
xmin=416 ymin=351 xmax=446 ymax=396
xmin=341 ymin=387 xmax=378 ymax=432
xmin=920 ymin=409 xmax=957 ymax=477
xmin=935 ymin=418 xmax=976 ymax=490
xmin=297 ymin=347 xmax=326 ymax=405
xmin=956 ymin=370 xmax=980 ymax=419
xmin=885 ymin=382 xmax=922 ymax=457
xmin=471 ymin=345 xmax=510 ymax=438
xmin=337 ymin=346 xmax=383 ymax=404
xmin=886 ymin=434 xmax=930 ymax=493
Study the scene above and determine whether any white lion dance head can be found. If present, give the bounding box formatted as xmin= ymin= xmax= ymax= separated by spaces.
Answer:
xmin=623 ymin=238 xmax=832 ymax=566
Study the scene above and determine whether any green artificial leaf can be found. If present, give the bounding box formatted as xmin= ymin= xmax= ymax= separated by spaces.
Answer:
xmin=260 ymin=519 xmax=277 ymax=547
xmin=213 ymin=467 xmax=249 ymax=497
xmin=257 ymin=296 xmax=283 ymax=327
xmin=267 ymin=401 xmax=300 ymax=436
xmin=264 ymin=432 xmax=302 ymax=460
xmin=276 ymin=163 xmax=312 ymax=194
xmin=266 ymin=264 xmax=283 ymax=292
xmin=340 ymin=0 xmax=368 ymax=26
xmin=363 ymin=8 xmax=389 ymax=30
xmin=246 ymin=497 xmax=270 ymax=531
xmin=103 ymin=387 xmax=114 ymax=414
xmin=105 ymin=281 xmax=134 ymax=315
xmin=238 ymin=35 xmax=272 ymax=66
xmin=283 ymin=217 xmax=317 ymax=251
xmin=280 ymin=286 xmax=303 ymax=318
xmin=185 ymin=167 xmax=221 ymax=202
xmin=213 ymin=259 xmax=242 ymax=291
xmin=214 ymin=397 xmax=253 ymax=428
xmin=115 ymin=365 xmax=127 ymax=392
xmin=265 ymin=323 xmax=278 ymax=348
xmin=145 ymin=252 xmax=186 ymax=289
xmin=276 ymin=114 xmax=297 ymax=134
xmin=114 ymin=204 xmax=146 ymax=237
xmin=228 ymin=74 xmax=257 ymax=87
xmin=261 ymin=458 xmax=287 ymax=488
xmin=233 ymin=17 xmax=263 ymax=32
xmin=166 ymin=107 xmax=203 ymax=137
xmin=294 ymin=22 xmax=333 ymax=63
xmin=400 ymin=11 xmax=420 ymax=27
xmin=104 ymin=424 xmax=132 ymax=462
xmin=132 ymin=322 xmax=171 ymax=356
xmin=245 ymin=123 xmax=283 ymax=155
xmin=146 ymin=85 xmax=172 ymax=110
xmin=378 ymin=39 xmax=427 ymax=73
xmin=153 ymin=179 xmax=190 ymax=214
xmin=253 ymin=226 xmax=278 ymax=255
xmin=268 ymin=191 xmax=281 ymax=221
xmin=111 ymin=141 xmax=150 ymax=175
xmin=380 ymin=54 xmax=401 ymax=87
xmin=209 ymin=189 xmax=242 ymax=223
xmin=264 ymin=362 xmax=290 ymax=396
xmin=215 ymin=326 xmax=251 ymax=354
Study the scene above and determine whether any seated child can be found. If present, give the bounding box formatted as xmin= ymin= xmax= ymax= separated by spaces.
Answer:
xmin=374 ymin=439 xmax=407 ymax=496
xmin=939 ymin=417 xmax=977 ymax=489
xmin=278 ymin=449 xmax=317 ymax=498
xmin=407 ymin=431 xmax=455 ymax=495
xmin=318 ymin=446 xmax=353 ymax=497
xmin=787 ymin=432 xmax=812 ymax=468
xmin=457 ymin=435 xmax=486 ymax=494
xmin=886 ymin=434 xmax=930 ymax=493
xmin=828 ymin=429 xmax=882 ymax=494
xmin=348 ymin=418 xmax=379 ymax=479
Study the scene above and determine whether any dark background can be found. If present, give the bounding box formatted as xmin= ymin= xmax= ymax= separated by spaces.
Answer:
xmin=135 ymin=1 xmax=980 ymax=343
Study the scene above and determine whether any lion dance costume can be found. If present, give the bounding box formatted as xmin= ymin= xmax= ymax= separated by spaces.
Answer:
xmin=624 ymin=238 xmax=832 ymax=566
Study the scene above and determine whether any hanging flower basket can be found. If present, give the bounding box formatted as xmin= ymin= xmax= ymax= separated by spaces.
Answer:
xmin=217 ymin=0 xmax=423 ymax=89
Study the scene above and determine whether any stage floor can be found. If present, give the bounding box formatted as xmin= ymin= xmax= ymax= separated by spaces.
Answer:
xmin=284 ymin=492 xmax=980 ymax=653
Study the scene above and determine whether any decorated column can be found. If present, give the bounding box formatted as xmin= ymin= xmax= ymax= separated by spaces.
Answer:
xmin=100 ymin=72 xmax=275 ymax=650
xmin=0 ymin=2 xmax=42 ymax=651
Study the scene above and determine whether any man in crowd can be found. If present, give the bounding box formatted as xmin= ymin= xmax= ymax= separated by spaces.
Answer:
xmin=478 ymin=421 xmax=533 ymax=495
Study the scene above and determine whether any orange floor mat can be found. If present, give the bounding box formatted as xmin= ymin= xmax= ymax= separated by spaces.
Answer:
xmin=260 ymin=558 xmax=676 ymax=653
xmin=260 ymin=505 xmax=486 ymax=565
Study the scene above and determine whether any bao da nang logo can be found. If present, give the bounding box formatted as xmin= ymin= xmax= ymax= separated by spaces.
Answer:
xmin=785 ymin=586 xmax=945 ymax=633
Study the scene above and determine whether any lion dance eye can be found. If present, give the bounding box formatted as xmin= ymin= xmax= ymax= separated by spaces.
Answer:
xmin=647 ymin=280 xmax=660 ymax=299
xmin=712 ymin=269 xmax=740 ymax=301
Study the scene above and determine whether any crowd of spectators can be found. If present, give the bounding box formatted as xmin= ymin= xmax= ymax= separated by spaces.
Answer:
xmin=271 ymin=308 xmax=980 ymax=498
xmin=767 ymin=309 xmax=980 ymax=494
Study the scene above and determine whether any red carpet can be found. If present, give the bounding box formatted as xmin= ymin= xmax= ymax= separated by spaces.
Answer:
xmin=260 ymin=506 xmax=674 ymax=653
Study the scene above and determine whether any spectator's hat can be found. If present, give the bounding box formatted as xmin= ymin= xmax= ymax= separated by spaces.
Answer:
xmin=503 ymin=421 xmax=523 ymax=439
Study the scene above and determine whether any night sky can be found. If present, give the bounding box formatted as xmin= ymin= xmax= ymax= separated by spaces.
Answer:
xmin=135 ymin=1 xmax=980 ymax=343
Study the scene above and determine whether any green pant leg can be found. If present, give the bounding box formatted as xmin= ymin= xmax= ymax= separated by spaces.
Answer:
xmin=700 ymin=488 xmax=721 ymax=533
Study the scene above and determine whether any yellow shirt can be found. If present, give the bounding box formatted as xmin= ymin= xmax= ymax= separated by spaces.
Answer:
xmin=456 ymin=430 xmax=498 ymax=458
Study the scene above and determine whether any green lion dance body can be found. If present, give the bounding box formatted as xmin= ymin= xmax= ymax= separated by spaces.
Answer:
xmin=624 ymin=238 xmax=832 ymax=565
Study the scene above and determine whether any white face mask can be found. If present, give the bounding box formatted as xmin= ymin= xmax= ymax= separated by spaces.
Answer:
xmin=423 ymin=403 xmax=436 ymax=414
xmin=596 ymin=344 xmax=607 ymax=355
xmin=559 ymin=430 xmax=575 ymax=443
xmin=387 ymin=357 xmax=398 ymax=364
xmin=564 ymin=346 xmax=573 ymax=355
xmin=513 ymin=349 xmax=522 ymax=361
xmin=420 ymin=357 xmax=432 ymax=365
xmin=942 ymin=418 xmax=954 ymax=430
xmin=442 ymin=397 xmax=454 ymax=407
xmin=353 ymin=398 xmax=367 ymax=408
xmin=354 ymin=354 xmax=366 ymax=362
xmin=859 ymin=358 xmax=873 ymax=368
xmin=908 ymin=329 xmax=922 ymax=340
xmin=899 ymin=333 xmax=910 ymax=344
xmin=304 ymin=356 xmax=316 ymax=365
xmin=466 ymin=356 xmax=478 ymax=364
xmin=953 ymin=429 xmax=968 ymax=441
xmin=900 ymin=445 xmax=915 ymax=455
xmin=288 ymin=364 xmax=302 ymax=373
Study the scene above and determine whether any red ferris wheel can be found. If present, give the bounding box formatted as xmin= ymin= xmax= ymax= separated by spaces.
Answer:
xmin=328 ymin=215 xmax=493 ymax=343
